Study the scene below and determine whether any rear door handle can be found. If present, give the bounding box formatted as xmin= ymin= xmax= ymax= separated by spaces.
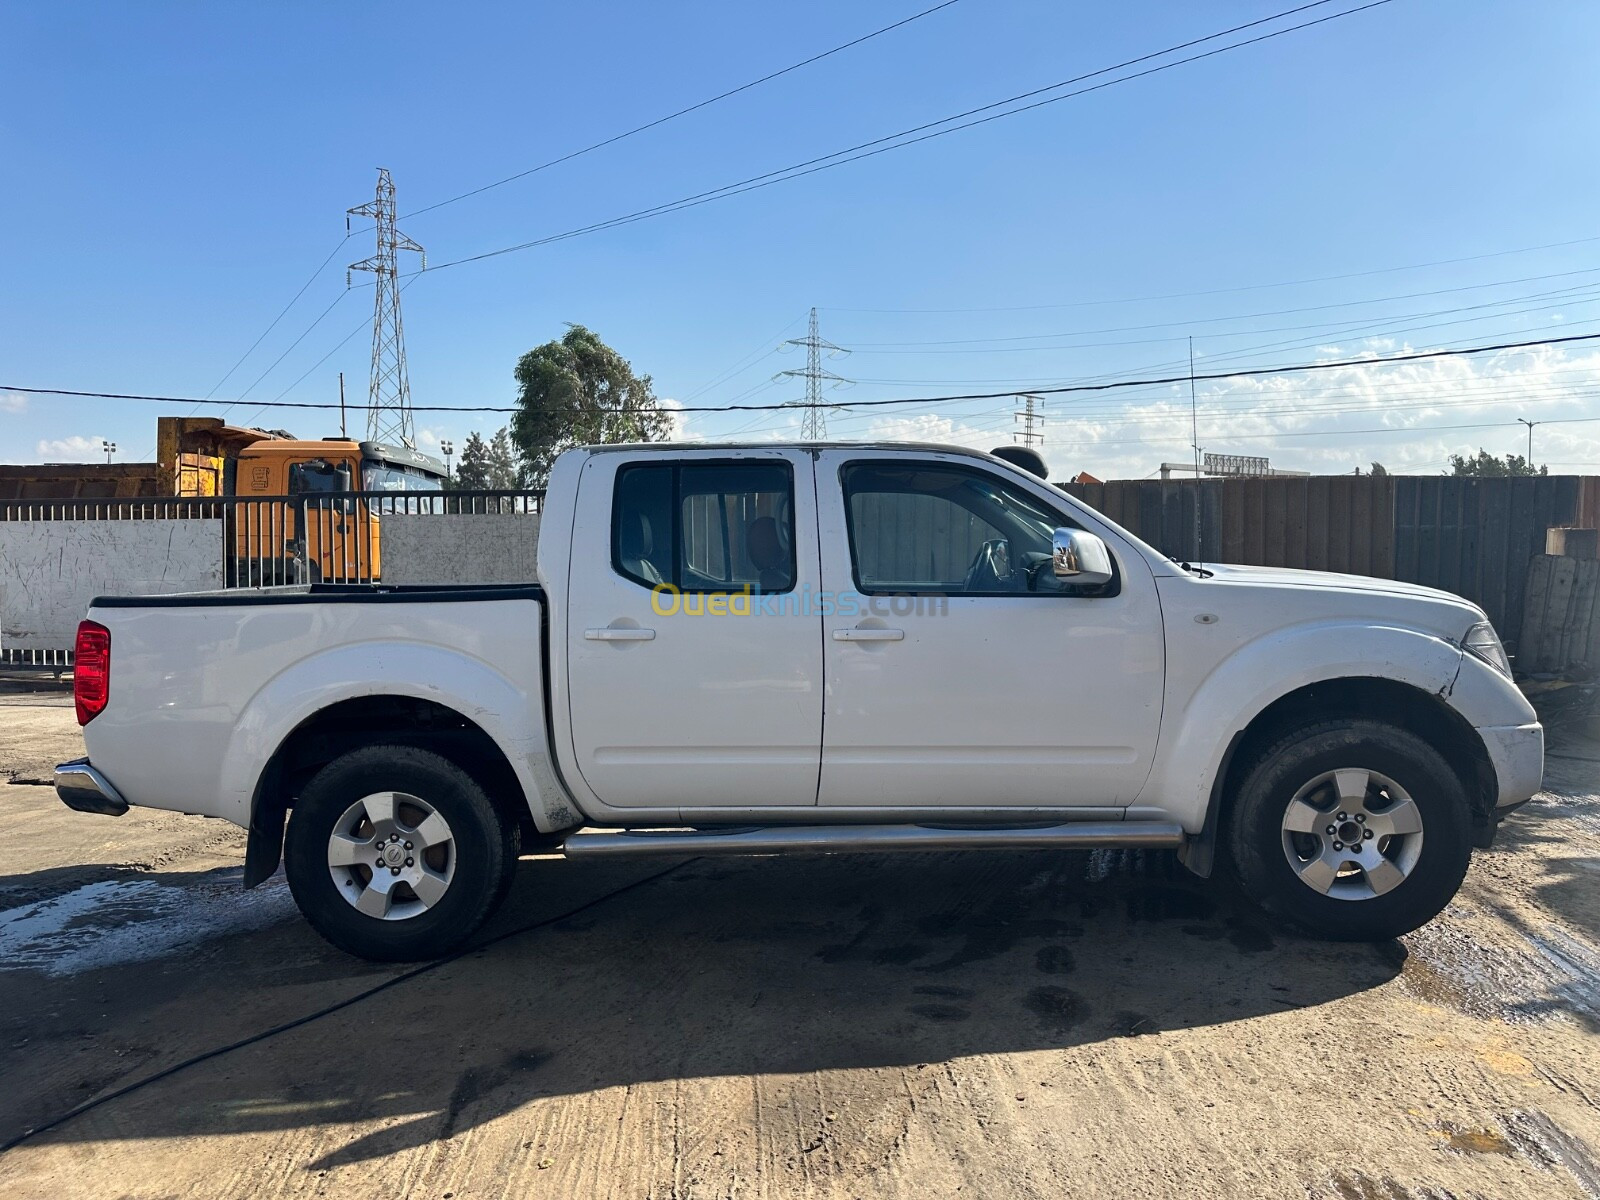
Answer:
xmin=832 ymin=628 xmax=905 ymax=642
xmin=585 ymin=627 xmax=656 ymax=642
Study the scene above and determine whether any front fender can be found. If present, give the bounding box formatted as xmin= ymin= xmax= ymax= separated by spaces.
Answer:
xmin=1138 ymin=621 xmax=1467 ymax=832
xmin=222 ymin=640 xmax=573 ymax=833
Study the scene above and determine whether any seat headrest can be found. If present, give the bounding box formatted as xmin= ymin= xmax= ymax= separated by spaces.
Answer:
xmin=620 ymin=511 xmax=654 ymax=559
xmin=747 ymin=516 xmax=784 ymax=571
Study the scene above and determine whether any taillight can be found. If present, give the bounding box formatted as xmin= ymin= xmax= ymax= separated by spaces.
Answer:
xmin=74 ymin=620 xmax=110 ymax=726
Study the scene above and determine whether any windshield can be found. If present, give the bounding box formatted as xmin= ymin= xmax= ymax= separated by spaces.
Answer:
xmin=362 ymin=460 xmax=444 ymax=492
xmin=961 ymin=476 xmax=1059 ymax=540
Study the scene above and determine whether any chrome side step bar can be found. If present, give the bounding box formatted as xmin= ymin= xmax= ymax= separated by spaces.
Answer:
xmin=561 ymin=821 xmax=1185 ymax=861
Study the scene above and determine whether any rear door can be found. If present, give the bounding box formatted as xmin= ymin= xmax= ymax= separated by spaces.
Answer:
xmin=565 ymin=449 xmax=823 ymax=809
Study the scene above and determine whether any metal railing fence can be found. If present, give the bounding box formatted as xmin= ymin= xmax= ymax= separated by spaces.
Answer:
xmin=0 ymin=489 xmax=543 ymax=523
xmin=0 ymin=490 xmax=543 ymax=666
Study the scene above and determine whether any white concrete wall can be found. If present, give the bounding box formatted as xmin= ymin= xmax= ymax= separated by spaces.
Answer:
xmin=379 ymin=513 xmax=541 ymax=585
xmin=0 ymin=520 xmax=224 ymax=650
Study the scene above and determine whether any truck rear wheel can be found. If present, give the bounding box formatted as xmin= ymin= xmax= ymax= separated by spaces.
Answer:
xmin=1225 ymin=719 xmax=1473 ymax=941
xmin=284 ymin=744 xmax=517 ymax=961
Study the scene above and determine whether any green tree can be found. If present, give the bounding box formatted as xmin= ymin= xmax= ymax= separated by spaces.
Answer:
xmin=487 ymin=427 xmax=523 ymax=489
xmin=455 ymin=431 xmax=494 ymax=489
xmin=510 ymin=325 xmax=670 ymax=485
xmin=454 ymin=427 xmax=523 ymax=489
xmin=1448 ymin=449 xmax=1546 ymax=477
xmin=1370 ymin=461 xmax=1389 ymax=477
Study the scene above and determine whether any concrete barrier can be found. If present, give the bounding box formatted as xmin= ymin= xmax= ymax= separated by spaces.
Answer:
xmin=0 ymin=510 xmax=542 ymax=653
xmin=377 ymin=512 xmax=541 ymax=585
xmin=0 ymin=520 xmax=223 ymax=650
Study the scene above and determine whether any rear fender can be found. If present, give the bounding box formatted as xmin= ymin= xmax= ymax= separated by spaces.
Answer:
xmin=226 ymin=641 xmax=574 ymax=839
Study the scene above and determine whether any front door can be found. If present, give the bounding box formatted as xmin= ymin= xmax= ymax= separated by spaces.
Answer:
xmin=565 ymin=449 xmax=823 ymax=809
xmin=815 ymin=450 xmax=1164 ymax=809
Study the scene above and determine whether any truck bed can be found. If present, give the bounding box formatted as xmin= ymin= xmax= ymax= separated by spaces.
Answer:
xmin=90 ymin=581 xmax=546 ymax=607
xmin=79 ymin=582 xmax=552 ymax=836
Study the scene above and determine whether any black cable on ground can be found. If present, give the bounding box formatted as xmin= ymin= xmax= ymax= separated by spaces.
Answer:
xmin=0 ymin=859 xmax=694 ymax=1155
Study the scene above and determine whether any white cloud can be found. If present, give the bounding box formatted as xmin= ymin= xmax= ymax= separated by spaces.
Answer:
xmin=0 ymin=392 xmax=26 ymax=415
xmin=36 ymin=435 xmax=110 ymax=463
xmin=968 ymin=337 xmax=1600 ymax=480
xmin=658 ymin=397 xmax=692 ymax=441
xmin=671 ymin=335 xmax=1600 ymax=479
xmin=864 ymin=411 xmax=1005 ymax=454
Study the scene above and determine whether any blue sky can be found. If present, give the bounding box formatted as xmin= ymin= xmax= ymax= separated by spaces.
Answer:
xmin=4 ymin=0 xmax=1600 ymax=479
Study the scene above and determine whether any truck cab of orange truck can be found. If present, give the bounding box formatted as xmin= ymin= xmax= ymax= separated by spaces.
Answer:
xmin=224 ymin=437 xmax=447 ymax=585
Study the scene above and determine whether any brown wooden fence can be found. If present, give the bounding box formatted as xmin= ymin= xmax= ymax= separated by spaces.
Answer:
xmin=1060 ymin=475 xmax=1587 ymax=649
xmin=1517 ymin=554 xmax=1600 ymax=674
xmin=1062 ymin=477 xmax=1395 ymax=578
xmin=1391 ymin=475 xmax=1581 ymax=648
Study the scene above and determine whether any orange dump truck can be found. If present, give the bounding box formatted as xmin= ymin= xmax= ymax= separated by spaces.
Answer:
xmin=1 ymin=417 xmax=448 ymax=583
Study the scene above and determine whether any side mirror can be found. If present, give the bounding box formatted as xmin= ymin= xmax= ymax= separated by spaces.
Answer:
xmin=1052 ymin=528 xmax=1114 ymax=587
xmin=335 ymin=463 xmax=355 ymax=514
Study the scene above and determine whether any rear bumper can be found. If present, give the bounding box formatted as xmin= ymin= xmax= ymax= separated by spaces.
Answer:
xmin=1478 ymin=722 xmax=1545 ymax=809
xmin=54 ymin=758 xmax=129 ymax=817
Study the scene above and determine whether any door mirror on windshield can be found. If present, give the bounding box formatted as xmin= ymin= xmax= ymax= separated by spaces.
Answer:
xmin=1052 ymin=528 xmax=1114 ymax=588
xmin=334 ymin=463 xmax=355 ymax=513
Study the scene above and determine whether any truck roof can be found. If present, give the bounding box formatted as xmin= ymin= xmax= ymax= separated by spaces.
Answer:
xmin=579 ymin=440 xmax=1010 ymax=458
xmin=359 ymin=440 xmax=448 ymax=475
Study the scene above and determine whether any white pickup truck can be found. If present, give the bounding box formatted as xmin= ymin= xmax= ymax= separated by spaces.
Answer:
xmin=55 ymin=442 xmax=1543 ymax=961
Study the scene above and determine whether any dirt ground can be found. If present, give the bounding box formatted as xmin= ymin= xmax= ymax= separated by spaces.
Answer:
xmin=1 ymin=682 xmax=1599 ymax=1199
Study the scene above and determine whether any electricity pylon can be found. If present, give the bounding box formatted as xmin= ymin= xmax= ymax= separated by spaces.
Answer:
xmin=778 ymin=308 xmax=850 ymax=440
xmin=348 ymin=168 xmax=425 ymax=448
xmin=1014 ymin=394 xmax=1044 ymax=446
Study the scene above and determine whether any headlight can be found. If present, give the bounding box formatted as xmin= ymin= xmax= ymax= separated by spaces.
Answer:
xmin=1463 ymin=620 xmax=1511 ymax=678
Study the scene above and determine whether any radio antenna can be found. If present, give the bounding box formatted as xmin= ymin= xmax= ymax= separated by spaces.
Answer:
xmin=1189 ymin=336 xmax=1203 ymax=570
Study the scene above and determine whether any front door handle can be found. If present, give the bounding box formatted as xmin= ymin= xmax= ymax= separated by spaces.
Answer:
xmin=585 ymin=627 xmax=656 ymax=642
xmin=832 ymin=628 xmax=905 ymax=642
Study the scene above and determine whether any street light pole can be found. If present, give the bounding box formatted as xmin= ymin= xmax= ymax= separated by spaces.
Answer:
xmin=440 ymin=439 xmax=454 ymax=483
xmin=1518 ymin=418 xmax=1539 ymax=464
xmin=102 ymin=440 xmax=116 ymax=464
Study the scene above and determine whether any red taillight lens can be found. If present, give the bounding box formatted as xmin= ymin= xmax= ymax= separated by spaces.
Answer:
xmin=74 ymin=620 xmax=110 ymax=726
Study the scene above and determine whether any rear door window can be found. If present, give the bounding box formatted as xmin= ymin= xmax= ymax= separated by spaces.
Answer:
xmin=612 ymin=461 xmax=795 ymax=593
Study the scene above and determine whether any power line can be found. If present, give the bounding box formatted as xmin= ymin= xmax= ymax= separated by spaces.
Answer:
xmin=231 ymin=0 xmax=1393 ymax=413
xmin=1049 ymin=417 xmax=1586 ymax=449
xmin=199 ymin=5 xmax=963 ymax=417
xmin=412 ymin=1 xmax=1398 ymax=276
xmin=832 ymin=290 xmax=1600 ymax=406
xmin=690 ymin=330 xmax=1600 ymax=413
xmin=199 ymin=236 xmax=358 ymax=403
xmin=831 ymin=290 xmax=1600 ymax=388
xmin=217 ymin=290 xmax=351 ymax=416
xmin=17 ymin=330 xmax=1600 ymax=415
xmin=677 ymin=313 xmax=809 ymax=402
xmin=821 ymin=234 xmax=1600 ymax=314
xmin=399 ymin=1 xmax=968 ymax=220
xmin=839 ymin=269 xmax=1600 ymax=349
xmin=232 ymin=277 xmax=425 ymax=432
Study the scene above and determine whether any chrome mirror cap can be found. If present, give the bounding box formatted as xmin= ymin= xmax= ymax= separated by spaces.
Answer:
xmin=1052 ymin=528 xmax=1114 ymax=587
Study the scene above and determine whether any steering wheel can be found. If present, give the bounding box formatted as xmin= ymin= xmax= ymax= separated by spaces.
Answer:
xmin=963 ymin=538 xmax=1012 ymax=592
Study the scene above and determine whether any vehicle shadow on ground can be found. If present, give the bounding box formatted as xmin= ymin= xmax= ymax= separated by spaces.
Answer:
xmin=1491 ymin=754 xmax=1600 ymax=949
xmin=2 ymin=848 xmax=1408 ymax=1167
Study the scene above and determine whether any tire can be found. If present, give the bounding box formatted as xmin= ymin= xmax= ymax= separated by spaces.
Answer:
xmin=284 ymin=744 xmax=517 ymax=961
xmin=1225 ymin=719 xmax=1472 ymax=941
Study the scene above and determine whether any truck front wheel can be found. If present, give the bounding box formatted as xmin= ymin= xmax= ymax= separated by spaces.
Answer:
xmin=284 ymin=745 xmax=517 ymax=961
xmin=1226 ymin=719 xmax=1473 ymax=941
